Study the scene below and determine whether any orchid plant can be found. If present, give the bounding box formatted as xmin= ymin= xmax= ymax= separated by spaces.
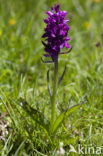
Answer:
xmin=20 ymin=4 xmax=82 ymax=139
xmin=42 ymin=4 xmax=72 ymax=131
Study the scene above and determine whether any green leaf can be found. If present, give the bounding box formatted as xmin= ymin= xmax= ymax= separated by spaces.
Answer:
xmin=58 ymin=62 xmax=66 ymax=86
xmin=20 ymin=98 xmax=50 ymax=132
xmin=52 ymin=112 xmax=65 ymax=134
xmin=47 ymin=70 xmax=52 ymax=97
xmin=52 ymin=103 xmax=83 ymax=134
xmin=65 ymin=104 xmax=82 ymax=117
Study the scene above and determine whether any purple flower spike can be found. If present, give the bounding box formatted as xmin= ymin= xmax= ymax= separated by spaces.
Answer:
xmin=42 ymin=4 xmax=70 ymax=61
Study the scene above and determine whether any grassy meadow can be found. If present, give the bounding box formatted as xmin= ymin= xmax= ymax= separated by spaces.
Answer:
xmin=0 ymin=0 xmax=103 ymax=155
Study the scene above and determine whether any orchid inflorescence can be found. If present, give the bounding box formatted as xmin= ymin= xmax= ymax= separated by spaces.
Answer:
xmin=42 ymin=4 xmax=72 ymax=63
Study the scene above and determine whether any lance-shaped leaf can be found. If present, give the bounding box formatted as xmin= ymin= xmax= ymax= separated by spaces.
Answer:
xmin=58 ymin=62 xmax=66 ymax=86
xmin=20 ymin=98 xmax=49 ymax=131
xmin=41 ymin=57 xmax=54 ymax=64
xmin=52 ymin=103 xmax=84 ymax=134
xmin=59 ymin=47 xmax=73 ymax=55
xmin=47 ymin=70 xmax=52 ymax=97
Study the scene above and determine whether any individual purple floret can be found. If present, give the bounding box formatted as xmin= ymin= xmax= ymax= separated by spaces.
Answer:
xmin=42 ymin=4 xmax=70 ymax=61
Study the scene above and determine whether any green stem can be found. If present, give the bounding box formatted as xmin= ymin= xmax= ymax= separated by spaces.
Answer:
xmin=51 ymin=59 xmax=58 ymax=130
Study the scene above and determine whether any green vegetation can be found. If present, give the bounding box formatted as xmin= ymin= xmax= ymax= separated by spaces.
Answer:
xmin=0 ymin=0 xmax=103 ymax=155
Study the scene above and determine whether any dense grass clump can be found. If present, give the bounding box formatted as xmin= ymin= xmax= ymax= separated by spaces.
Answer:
xmin=0 ymin=0 xmax=103 ymax=155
